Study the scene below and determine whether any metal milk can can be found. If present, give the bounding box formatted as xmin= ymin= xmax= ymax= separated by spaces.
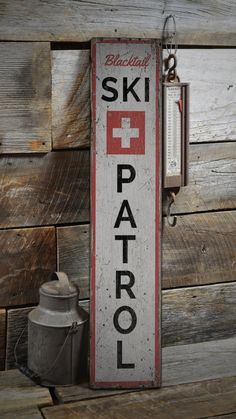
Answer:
xmin=28 ymin=272 xmax=88 ymax=386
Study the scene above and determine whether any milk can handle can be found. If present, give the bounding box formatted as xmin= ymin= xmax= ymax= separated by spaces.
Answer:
xmin=52 ymin=271 xmax=71 ymax=294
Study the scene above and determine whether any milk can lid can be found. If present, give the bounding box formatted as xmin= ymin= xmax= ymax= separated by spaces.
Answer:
xmin=40 ymin=272 xmax=78 ymax=297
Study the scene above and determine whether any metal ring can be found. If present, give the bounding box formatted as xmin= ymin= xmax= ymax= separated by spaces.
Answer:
xmin=163 ymin=14 xmax=178 ymax=55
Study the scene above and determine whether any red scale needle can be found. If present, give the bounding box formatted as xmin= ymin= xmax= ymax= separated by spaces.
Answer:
xmin=176 ymin=97 xmax=183 ymax=113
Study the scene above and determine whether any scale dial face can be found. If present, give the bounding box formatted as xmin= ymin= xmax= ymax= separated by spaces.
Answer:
xmin=164 ymin=85 xmax=182 ymax=177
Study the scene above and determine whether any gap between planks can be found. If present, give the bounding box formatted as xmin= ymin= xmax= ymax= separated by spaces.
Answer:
xmin=1 ymin=206 xmax=236 ymax=231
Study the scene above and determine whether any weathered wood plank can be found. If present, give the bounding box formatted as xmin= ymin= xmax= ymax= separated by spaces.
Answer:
xmin=0 ymin=227 xmax=56 ymax=306
xmin=0 ymin=145 xmax=234 ymax=228
xmin=58 ymin=211 xmax=236 ymax=294
xmin=44 ymin=375 xmax=236 ymax=419
xmin=162 ymin=211 xmax=236 ymax=288
xmin=55 ymin=384 xmax=135 ymax=404
xmin=84 ymin=282 xmax=235 ymax=347
xmin=0 ymin=42 xmax=51 ymax=153
xmin=52 ymin=50 xmax=90 ymax=149
xmin=0 ymin=369 xmax=52 ymax=414
xmin=0 ymin=151 xmax=89 ymax=228
xmin=206 ymin=415 xmax=236 ymax=419
xmin=93 ymin=38 xmax=161 ymax=388
xmin=0 ymin=1 xmax=236 ymax=45
xmin=1 ymin=406 xmax=44 ymax=419
xmin=57 ymin=225 xmax=89 ymax=299
xmin=6 ymin=282 xmax=235 ymax=369
xmin=172 ymin=142 xmax=236 ymax=214
xmin=62 ymin=229 xmax=236 ymax=347
xmin=52 ymin=49 xmax=236 ymax=149
xmin=177 ymin=49 xmax=236 ymax=144
xmin=162 ymin=283 xmax=236 ymax=347
xmin=6 ymin=307 xmax=33 ymax=370
xmin=162 ymin=337 xmax=236 ymax=387
xmin=0 ymin=310 xmax=6 ymax=371
xmin=54 ymin=337 xmax=236 ymax=403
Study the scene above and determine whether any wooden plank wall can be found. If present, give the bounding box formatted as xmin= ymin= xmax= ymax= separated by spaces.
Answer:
xmin=0 ymin=1 xmax=236 ymax=45
xmin=0 ymin=42 xmax=51 ymax=153
xmin=0 ymin=1 xmax=235 ymax=379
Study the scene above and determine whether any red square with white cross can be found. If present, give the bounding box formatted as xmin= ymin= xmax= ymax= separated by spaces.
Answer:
xmin=107 ymin=111 xmax=145 ymax=155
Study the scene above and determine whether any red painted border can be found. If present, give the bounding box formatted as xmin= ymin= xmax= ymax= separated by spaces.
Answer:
xmin=90 ymin=39 xmax=97 ymax=386
xmin=155 ymin=44 xmax=161 ymax=385
xmin=90 ymin=39 xmax=160 ymax=388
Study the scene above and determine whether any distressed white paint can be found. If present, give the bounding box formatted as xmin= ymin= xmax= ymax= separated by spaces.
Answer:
xmin=91 ymin=39 xmax=160 ymax=387
xmin=112 ymin=118 xmax=140 ymax=148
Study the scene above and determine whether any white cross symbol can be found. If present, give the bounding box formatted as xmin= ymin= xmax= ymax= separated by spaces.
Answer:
xmin=112 ymin=117 xmax=139 ymax=148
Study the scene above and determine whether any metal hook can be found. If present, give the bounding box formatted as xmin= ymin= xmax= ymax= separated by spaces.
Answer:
xmin=166 ymin=53 xmax=177 ymax=75
xmin=164 ymin=53 xmax=180 ymax=82
xmin=167 ymin=192 xmax=177 ymax=227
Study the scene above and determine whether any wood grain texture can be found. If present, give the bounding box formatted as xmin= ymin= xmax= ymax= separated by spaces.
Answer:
xmin=0 ymin=369 xmax=52 ymax=414
xmin=6 ymin=307 xmax=34 ymax=370
xmin=52 ymin=50 xmax=90 ymax=149
xmin=0 ymin=227 xmax=56 ymax=306
xmin=51 ymin=48 xmax=236 ymax=149
xmin=55 ymin=385 xmax=135 ymax=404
xmin=57 ymin=225 xmax=89 ymax=299
xmin=0 ymin=145 xmax=234 ymax=227
xmin=57 ymin=210 xmax=236 ymax=295
xmin=0 ymin=151 xmax=90 ymax=228
xmin=162 ymin=282 xmax=236 ymax=347
xmin=1 ymin=406 xmax=44 ymax=419
xmin=0 ymin=42 xmax=51 ymax=153
xmin=0 ymin=310 xmax=6 ymax=370
xmin=44 ymin=375 xmax=236 ymax=419
xmin=162 ymin=211 xmax=236 ymax=288
xmin=0 ymin=1 xmax=236 ymax=45
xmin=172 ymin=142 xmax=236 ymax=214
xmin=206 ymin=415 xmax=236 ymax=419
xmin=162 ymin=337 xmax=236 ymax=387
xmin=176 ymin=49 xmax=236 ymax=144
xmin=6 ymin=281 xmax=235 ymax=369
xmin=54 ymin=337 xmax=236 ymax=403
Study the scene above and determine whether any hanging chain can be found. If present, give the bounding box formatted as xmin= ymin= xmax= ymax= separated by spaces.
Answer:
xmin=162 ymin=15 xmax=180 ymax=227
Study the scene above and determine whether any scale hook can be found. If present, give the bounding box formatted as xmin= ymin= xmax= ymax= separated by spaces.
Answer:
xmin=167 ymin=192 xmax=177 ymax=227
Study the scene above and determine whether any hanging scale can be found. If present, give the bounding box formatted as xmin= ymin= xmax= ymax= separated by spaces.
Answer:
xmin=162 ymin=15 xmax=190 ymax=226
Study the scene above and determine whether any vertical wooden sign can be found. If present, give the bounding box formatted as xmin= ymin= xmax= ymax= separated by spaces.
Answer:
xmin=91 ymin=39 xmax=161 ymax=388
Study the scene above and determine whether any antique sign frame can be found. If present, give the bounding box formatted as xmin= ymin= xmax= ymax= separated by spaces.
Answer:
xmin=90 ymin=38 xmax=161 ymax=388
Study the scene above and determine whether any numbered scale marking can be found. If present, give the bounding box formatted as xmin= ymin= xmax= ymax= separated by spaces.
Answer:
xmin=163 ymin=82 xmax=189 ymax=188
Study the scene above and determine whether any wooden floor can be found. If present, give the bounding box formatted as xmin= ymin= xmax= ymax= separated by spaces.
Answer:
xmin=0 ymin=338 xmax=236 ymax=418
